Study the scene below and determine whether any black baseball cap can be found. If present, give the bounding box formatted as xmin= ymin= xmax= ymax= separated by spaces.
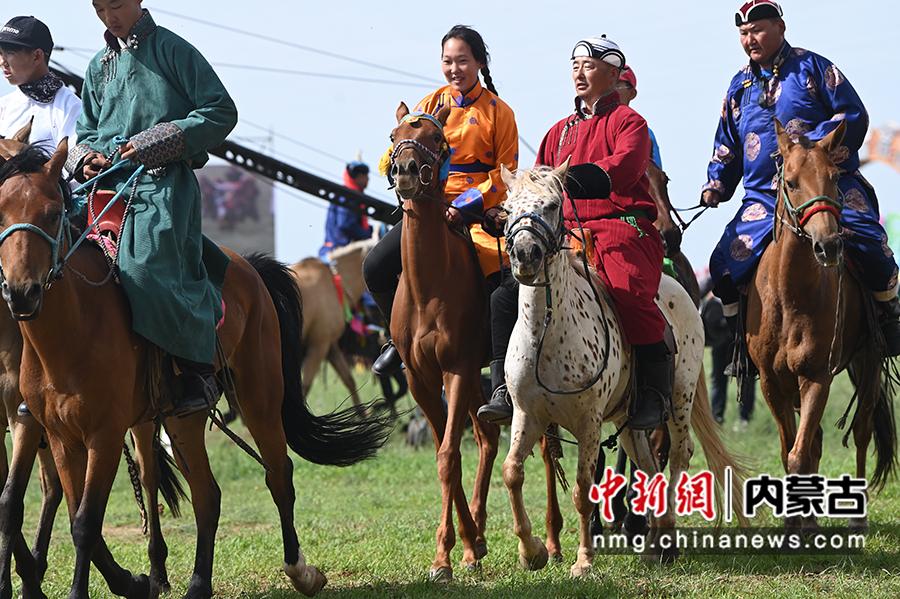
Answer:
xmin=0 ymin=16 xmax=54 ymax=56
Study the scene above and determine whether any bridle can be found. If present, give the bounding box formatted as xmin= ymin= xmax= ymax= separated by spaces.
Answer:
xmin=775 ymin=162 xmax=843 ymax=241
xmin=387 ymin=112 xmax=450 ymax=202
xmin=505 ymin=192 xmax=611 ymax=396
xmin=0 ymin=152 xmax=144 ymax=291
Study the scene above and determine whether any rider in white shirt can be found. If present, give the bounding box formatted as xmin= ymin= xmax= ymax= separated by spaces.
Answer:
xmin=0 ymin=16 xmax=81 ymax=153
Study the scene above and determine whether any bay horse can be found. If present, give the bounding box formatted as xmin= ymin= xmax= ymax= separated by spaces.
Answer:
xmin=747 ymin=119 xmax=897 ymax=529
xmin=500 ymin=163 xmax=747 ymax=576
xmin=0 ymin=123 xmax=63 ymax=591
xmin=0 ymin=140 xmax=391 ymax=599
xmin=387 ymin=103 xmax=566 ymax=581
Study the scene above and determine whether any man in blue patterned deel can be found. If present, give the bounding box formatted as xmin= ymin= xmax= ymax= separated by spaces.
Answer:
xmin=700 ymin=0 xmax=900 ymax=358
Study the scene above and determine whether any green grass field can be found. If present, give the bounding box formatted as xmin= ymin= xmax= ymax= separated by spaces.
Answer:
xmin=9 ymin=357 xmax=900 ymax=598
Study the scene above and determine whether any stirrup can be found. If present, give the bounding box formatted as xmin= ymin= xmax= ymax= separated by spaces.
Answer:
xmin=476 ymin=384 xmax=513 ymax=426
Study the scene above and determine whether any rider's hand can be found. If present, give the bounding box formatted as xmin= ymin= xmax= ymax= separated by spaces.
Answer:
xmin=119 ymin=141 xmax=138 ymax=161
xmin=82 ymin=152 xmax=111 ymax=181
xmin=482 ymin=206 xmax=507 ymax=238
xmin=445 ymin=207 xmax=463 ymax=226
xmin=700 ymin=189 xmax=722 ymax=208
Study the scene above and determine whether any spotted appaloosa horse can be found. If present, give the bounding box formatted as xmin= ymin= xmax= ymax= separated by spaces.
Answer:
xmin=747 ymin=120 xmax=897 ymax=530
xmin=500 ymin=162 xmax=747 ymax=576
xmin=0 ymin=139 xmax=390 ymax=599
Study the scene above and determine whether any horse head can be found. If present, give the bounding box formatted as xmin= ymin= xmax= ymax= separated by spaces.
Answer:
xmin=388 ymin=102 xmax=451 ymax=200
xmin=500 ymin=159 xmax=570 ymax=285
xmin=775 ymin=118 xmax=847 ymax=267
xmin=0 ymin=139 xmax=68 ymax=320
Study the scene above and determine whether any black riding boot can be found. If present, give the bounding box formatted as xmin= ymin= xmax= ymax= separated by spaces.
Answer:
xmin=371 ymin=290 xmax=403 ymax=376
xmin=629 ymin=342 xmax=672 ymax=431
xmin=477 ymin=359 xmax=513 ymax=426
xmin=723 ymin=314 xmax=738 ymax=377
xmin=878 ymin=296 xmax=900 ymax=357
xmin=172 ymin=359 xmax=218 ymax=418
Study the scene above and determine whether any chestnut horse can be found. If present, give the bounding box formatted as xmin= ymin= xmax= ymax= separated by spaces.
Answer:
xmin=387 ymin=103 xmax=566 ymax=581
xmin=0 ymin=140 xmax=390 ymax=599
xmin=748 ymin=120 xmax=896 ymax=529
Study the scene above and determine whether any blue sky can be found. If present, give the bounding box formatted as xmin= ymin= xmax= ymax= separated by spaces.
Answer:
xmin=3 ymin=0 xmax=898 ymax=267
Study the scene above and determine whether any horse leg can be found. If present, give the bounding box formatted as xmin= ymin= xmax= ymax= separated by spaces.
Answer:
xmin=540 ymin=435 xmax=564 ymax=562
xmin=618 ymin=427 xmax=668 ymax=563
xmin=0 ymin=418 xmax=45 ymax=599
xmin=407 ymin=372 xmax=455 ymax=581
xmin=235 ymin=374 xmax=327 ymax=597
xmin=570 ymin=419 xmax=603 ymax=578
xmin=502 ymin=409 xmax=548 ymax=571
xmin=466 ymin=401 xmax=500 ymax=562
xmin=326 ymin=345 xmax=365 ymax=416
xmin=848 ymin=355 xmax=877 ymax=532
xmin=787 ymin=378 xmax=830 ymax=531
xmin=165 ymin=416 xmax=220 ymax=599
xmin=131 ymin=424 xmax=170 ymax=596
xmin=442 ymin=372 xmax=481 ymax=572
xmin=300 ymin=342 xmax=329 ymax=398
xmin=31 ymin=442 xmax=62 ymax=583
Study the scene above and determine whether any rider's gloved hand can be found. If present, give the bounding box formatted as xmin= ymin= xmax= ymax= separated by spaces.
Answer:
xmin=81 ymin=152 xmax=111 ymax=181
xmin=565 ymin=163 xmax=612 ymax=199
xmin=700 ymin=189 xmax=722 ymax=208
xmin=482 ymin=206 xmax=507 ymax=238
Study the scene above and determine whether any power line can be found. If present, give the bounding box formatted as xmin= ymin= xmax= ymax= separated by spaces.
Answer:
xmin=149 ymin=7 xmax=442 ymax=85
xmin=213 ymin=63 xmax=433 ymax=88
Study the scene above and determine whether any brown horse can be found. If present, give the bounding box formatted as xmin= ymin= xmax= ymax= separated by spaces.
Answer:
xmin=0 ymin=124 xmax=64 ymax=591
xmin=747 ymin=119 xmax=896 ymax=529
xmin=387 ymin=103 xmax=567 ymax=580
xmin=647 ymin=162 xmax=702 ymax=307
xmin=0 ymin=140 xmax=390 ymax=599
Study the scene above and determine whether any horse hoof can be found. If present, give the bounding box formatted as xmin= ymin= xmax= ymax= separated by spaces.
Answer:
xmin=570 ymin=562 xmax=592 ymax=578
xmin=849 ymin=517 xmax=868 ymax=533
xmin=474 ymin=540 xmax=488 ymax=560
xmin=429 ymin=566 xmax=453 ymax=583
xmin=285 ymin=565 xmax=327 ymax=597
xmin=549 ymin=551 xmax=564 ymax=564
xmin=461 ymin=559 xmax=482 ymax=574
xmin=124 ymin=573 xmax=150 ymax=599
xmin=518 ymin=541 xmax=549 ymax=571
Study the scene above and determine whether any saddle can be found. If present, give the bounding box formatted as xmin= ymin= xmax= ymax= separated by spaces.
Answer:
xmin=85 ymin=190 xmax=227 ymax=331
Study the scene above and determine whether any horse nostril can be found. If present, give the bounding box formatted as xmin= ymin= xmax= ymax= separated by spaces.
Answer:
xmin=529 ymin=245 xmax=543 ymax=263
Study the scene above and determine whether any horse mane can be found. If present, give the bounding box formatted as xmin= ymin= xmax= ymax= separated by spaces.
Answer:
xmin=504 ymin=166 xmax=564 ymax=209
xmin=0 ymin=142 xmax=53 ymax=184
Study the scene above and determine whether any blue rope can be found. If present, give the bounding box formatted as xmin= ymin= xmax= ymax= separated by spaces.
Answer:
xmin=63 ymin=164 xmax=145 ymax=265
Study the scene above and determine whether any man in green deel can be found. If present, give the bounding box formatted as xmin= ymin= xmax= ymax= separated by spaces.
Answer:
xmin=68 ymin=0 xmax=238 ymax=417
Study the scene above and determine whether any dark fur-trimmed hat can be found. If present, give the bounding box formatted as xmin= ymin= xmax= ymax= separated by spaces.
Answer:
xmin=735 ymin=0 xmax=783 ymax=26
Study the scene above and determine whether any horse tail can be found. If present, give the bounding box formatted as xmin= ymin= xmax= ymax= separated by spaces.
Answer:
xmin=245 ymin=253 xmax=392 ymax=466
xmin=870 ymin=357 xmax=899 ymax=491
xmin=154 ymin=430 xmax=186 ymax=518
xmin=689 ymin=363 xmax=752 ymax=526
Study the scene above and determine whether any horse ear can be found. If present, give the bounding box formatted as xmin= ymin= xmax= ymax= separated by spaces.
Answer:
xmin=11 ymin=117 xmax=33 ymax=144
xmin=396 ymin=102 xmax=410 ymax=123
xmin=774 ymin=118 xmax=792 ymax=157
xmin=553 ymin=156 xmax=572 ymax=181
xmin=500 ymin=163 xmax=516 ymax=190
xmin=819 ymin=120 xmax=847 ymax=155
xmin=44 ymin=138 xmax=69 ymax=181
xmin=435 ymin=106 xmax=451 ymax=127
